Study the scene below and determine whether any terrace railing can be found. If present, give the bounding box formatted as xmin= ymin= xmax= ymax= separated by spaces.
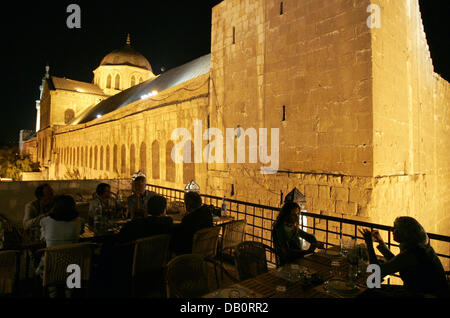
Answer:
xmin=147 ymin=183 xmax=450 ymax=278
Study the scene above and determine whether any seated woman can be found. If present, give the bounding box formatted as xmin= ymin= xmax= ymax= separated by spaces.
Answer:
xmin=272 ymin=201 xmax=320 ymax=266
xmin=36 ymin=195 xmax=83 ymax=297
xmin=360 ymin=216 xmax=448 ymax=297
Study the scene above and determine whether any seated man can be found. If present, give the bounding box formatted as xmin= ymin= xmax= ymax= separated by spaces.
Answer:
xmin=89 ymin=183 xmax=119 ymax=223
xmin=117 ymin=195 xmax=173 ymax=243
xmin=127 ymin=175 xmax=157 ymax=219
xmin=23 ymin=183 xmax=55 ymax=242
xmin=171 ymin=191 xmax=213 ymax=255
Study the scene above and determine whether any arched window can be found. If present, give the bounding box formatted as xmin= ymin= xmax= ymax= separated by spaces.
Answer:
xmin=121 ymin=145 xmax=126 ymax=175
xmin=152 ymin=140 xmax=160 ymax=180
xmin=64 ymin=109 xmax=75 ymax=124
xmin=139 ymin=142 xmax=146 ymax=175
xmin=85 ymin=146 xmax=88 ymax=168
xmin=115 ymin=74 xmax=120 ymax=90
xmin=183 ymin=141 xmax=195 ymax=184
xmin=100 ymin=146 xmax=104 ymax=170
xmin=94 ymin=146 xmax=98 ymax=170
xmin=130 ymin=144 xmax=136 ymax=175
xmin=131 ymin=75 xmax=136 ymax=87
xmin=81 ymin=147 xmax=84 ymax=167
xmin=139 ymin=77 xmax=143 ymax=83
xmin=166 ymin=141 xmax=175 ymax=182
xmin=89 ymin=147 xmax=93 ymax=168
xmin=113 ymin=145 xmax=118 ymax=173
xmin=106 ymin=74 xmax=112 ymax=89
xmin=77 ymin=147 xmax=80 ymax=166
xmin=106 ymin=145 xmax=110 ymax=171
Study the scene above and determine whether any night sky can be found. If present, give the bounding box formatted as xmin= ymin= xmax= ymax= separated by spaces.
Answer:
xmin=0 ymin=0 xmax=448 ymax=146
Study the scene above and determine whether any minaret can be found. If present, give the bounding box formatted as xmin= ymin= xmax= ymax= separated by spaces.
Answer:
xmin=126 ymin=33 xmax=131 ymax=46
xmin=35 ymin=64 xmax=50 ymax=132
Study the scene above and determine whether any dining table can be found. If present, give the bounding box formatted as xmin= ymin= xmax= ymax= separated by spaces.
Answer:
xmin=203 ymin=247 xmax=370 ymax=298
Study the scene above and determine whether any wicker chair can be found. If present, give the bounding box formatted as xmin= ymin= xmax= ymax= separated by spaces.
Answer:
xmin=220 ymin=220 xmax=247 ymax=257
xmin=132 ymin=234 xmax=171 ymax=297
xmin=0 ymin=250 xmax=20 ymax=296
xmin=192 ymin=227 xmax=221 ymax=258
xmin=234 ymin=241 xmax=273 ymax=281
xmin=166 ymin=254 xmax=210 ymax=298
xmin=38 ymin=242 xmax=96 ymax=297
xmin=218 ymin=220 xmax=246 ymax=280
xmin=191 ymin=227 xmax=222 ymax=287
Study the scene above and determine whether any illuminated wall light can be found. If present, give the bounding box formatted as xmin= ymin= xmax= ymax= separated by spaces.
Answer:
xmin=140 ymin=90 xmax=159 ymax=100
xmin=76 ymin=88 xmax=83 ymax=92
xmin=96 ymin=114 xmax=102 ymax=119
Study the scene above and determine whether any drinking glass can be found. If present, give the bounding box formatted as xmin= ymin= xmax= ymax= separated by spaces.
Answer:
xmin=340 ymin=237 xmax=356 ymax=257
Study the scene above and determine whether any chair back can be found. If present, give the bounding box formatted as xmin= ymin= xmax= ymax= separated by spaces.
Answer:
xmin=221 ymin=220 xmax=246 ymax=252
xmin=42 ymin=242 xmax=95 ymax=287
xmin=271 ymin=228 xmax=284 ymax=267
xmin=234 ymin=241 xmax=269 ymax=281
xmin=192 ymin=226 xmax=221 ymax=258
xmin=132 ymin=234 xmax=171 ymax=278
xmin=166 ymin=254 xmax=209 ymax=298
xmin=0 ymin=250 xmax=19 ymax=295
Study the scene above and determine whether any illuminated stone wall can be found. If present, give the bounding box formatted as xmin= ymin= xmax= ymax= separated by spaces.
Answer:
xmin=207 ymin=0 xmax=449 ymax=242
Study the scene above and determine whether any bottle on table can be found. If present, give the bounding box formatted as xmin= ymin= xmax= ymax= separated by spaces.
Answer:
xmin=93 ymin=205 xmax=102 ymax=232
xmin=221 ymin=196 xmax=227 ymax=216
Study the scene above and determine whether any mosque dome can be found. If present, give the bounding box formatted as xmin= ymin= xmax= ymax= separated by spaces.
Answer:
xmin=100 ymin=34 xmax=152 ymax=72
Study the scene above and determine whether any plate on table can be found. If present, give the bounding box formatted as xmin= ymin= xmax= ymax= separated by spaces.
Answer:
xmin=325 ymin=278 xmax=360 ymax=296
xmin=211 ymin=287 xmax=251 ymax=298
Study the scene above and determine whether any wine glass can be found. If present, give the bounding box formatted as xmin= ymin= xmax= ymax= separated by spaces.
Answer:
xmin=340 ymin=237 xmax=356 ymax=257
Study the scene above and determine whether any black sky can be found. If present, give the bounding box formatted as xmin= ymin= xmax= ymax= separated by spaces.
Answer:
xmin=0 ymin=0 xmax=448 ymax=146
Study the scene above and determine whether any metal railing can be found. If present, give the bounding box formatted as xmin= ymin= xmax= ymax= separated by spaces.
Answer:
xmin=147 ymin=183 xmax=450 ymax=274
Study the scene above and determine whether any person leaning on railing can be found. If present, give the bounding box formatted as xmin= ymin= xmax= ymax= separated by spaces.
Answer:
xmin=360 ymin=216 xmax=449 ymax=297
xmin=272 ymin=201 xmax=322 ymax=266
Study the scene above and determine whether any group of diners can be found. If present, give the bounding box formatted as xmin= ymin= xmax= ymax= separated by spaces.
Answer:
xmin=272 ymin=197 xmax=448 ymax=297
xmin=21 ymin=178 xmax=449 ymax=298
xmin=22 ymin=176 xmax=214 ymax=284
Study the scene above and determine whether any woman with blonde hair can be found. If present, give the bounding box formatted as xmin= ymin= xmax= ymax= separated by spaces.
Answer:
xmin=360 ymin=216 xmax=448 ymax=297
